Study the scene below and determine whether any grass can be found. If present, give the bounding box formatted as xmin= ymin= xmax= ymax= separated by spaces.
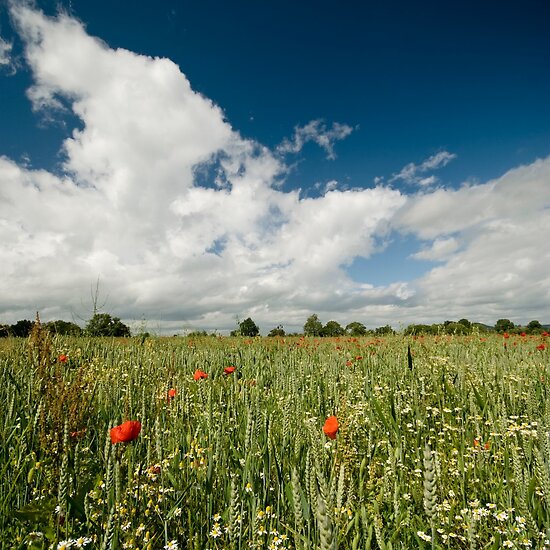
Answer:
xmin=0 ymin=326 xmax=549 ymax=549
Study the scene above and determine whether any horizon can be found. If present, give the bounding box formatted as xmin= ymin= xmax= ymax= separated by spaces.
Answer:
xmin=0 ymin=1 xmax=549 ymax=334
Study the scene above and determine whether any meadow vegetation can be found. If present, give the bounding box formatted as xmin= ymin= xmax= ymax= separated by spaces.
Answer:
xmin=0 ymin=321 xmax=549 ymax=549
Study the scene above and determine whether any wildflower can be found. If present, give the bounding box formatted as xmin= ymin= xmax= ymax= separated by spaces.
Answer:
xmin=224 ymin=366 xmax=236 ymax=375
xmin=417 ymin=531 xmax=432 ymax=542
xmin=537 ymin=344 xmax=546 ymax=351
xmin=323 ymin=415 xmax=339 ymax=440
xmin=58 ymin=354 xmax=68 ymax=363
xmin=110 ymin=420 xmax=141 ymax=444
xmin=168 ymin=388 xmax=177 ymax=399
xmin=57 ymin=542 xmax=72 ymax=550
xmin=74 ymin=537 xmax=92 ymax=548
xmin=164 ymin=541 xmax=179 ymax=550
xmin=193 ymin=369 xmax=208 ymax=380
xmin=209 ymin=523 xmax=222 ymax=538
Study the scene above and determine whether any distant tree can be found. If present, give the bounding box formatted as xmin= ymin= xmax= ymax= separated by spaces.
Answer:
xmin=458 ymin=318 xmax=472 ymax=329
xmin=321 ymin=320 xmax=345 ymax=337
xmin=345 ymin=321 xmax=367 ymax=337
xmin=45 ymin=320 xmax=82 ymax=336
xmin=0 ymin=324 xmax=10 ymax=338
xmin=86 ymin=313 xmax=131 ymax=337
xmin=405 ymin=324 xmax=436 ymax=335
xmin=495 ymin=319 xmax=515 ymax=333
xmin=268 ymin=325 xmax=286 ymax=337
xmin=527 ymin=320 xmax=543 ymax=334
xmin=10 ymin=319 xmax=34 ymax=337
xmin=304 ymin=314 xmax=323 ymax=337
xmin=444 ymin=322 xmax=469 ymax=335
xmin=374 ymin=325 xmax=395 ymax=336
xmin=239 ymin=317 xmax=260 ymax=337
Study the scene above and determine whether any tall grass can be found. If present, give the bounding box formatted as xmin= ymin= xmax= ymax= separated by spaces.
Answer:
xmin=0 ymin=329 xmax=549 ymax=548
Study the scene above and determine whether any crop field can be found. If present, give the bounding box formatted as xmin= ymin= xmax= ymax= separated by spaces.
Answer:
xmin=1 ymin=325 xmax=549 ymax=549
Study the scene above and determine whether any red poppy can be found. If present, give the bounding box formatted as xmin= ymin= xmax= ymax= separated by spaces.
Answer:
xmin=323 ymin=416 xmax=339 ymax=440
xmin=224 ymin=366 xmax=236 ymax=375
xmin=346 ymin=360 xmax=353 ymax=367
xmin=168 ymin=388 xmax=177 ymax=399
xmin=193 ymin=369 xmax=208 ymax=380
xmin=110 ymin=420 xmax=141 ymax=444
xmin=537 ymin=344 xmax=546 ymax=351
xmin=58 ymin=354 xmax=68 ymax=363
xmin=503 ymin=333 xmax=510 ymax=339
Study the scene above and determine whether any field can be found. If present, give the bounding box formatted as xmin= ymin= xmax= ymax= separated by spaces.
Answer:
xmin=1 ymin=326 xmax=549 ymax=549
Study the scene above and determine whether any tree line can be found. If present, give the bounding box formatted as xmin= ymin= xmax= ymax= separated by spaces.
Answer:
xmin=0 ymin=313 xmax=130 ymax=338
xmin=0 ymin=313 xmax=547 ymax=338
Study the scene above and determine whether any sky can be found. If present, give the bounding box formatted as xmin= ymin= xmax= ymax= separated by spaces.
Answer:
xmin=0 ymin=0 xmax=549 ymax=334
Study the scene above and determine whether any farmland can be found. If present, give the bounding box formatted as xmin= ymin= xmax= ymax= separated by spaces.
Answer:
xmin=1 ymin=326 xmax=549 ymax=549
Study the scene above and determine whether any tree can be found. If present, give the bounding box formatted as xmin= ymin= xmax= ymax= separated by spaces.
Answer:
xmin=10 ymin=319 xmax=34 ymax=337
xmin=0 ymin=324 xmax=10 ymax=338
xmin=44 ymin=320 xmax=82 ymax=336
xmin=527 ymin=320 xmax=543 ymax=334
xmin=346 ymin=321 xmax=367 ymax=337
xmin=239 ymin=317 xmax=259 ymax=337
xmin=458 ymin=318 xmax=472 ymax=329
xmin=268 ymin=325 xmax=286 ymax=337
xmin=321 ymin=320 xmax=345 ymax=337
xmin=86 ymin=313 xmax=131 ymax=337
xmin=374 ymin=325 xmax=395 ymax=336
xmin=304 ymin=314 xmax=323 ymax=337
xmin=495 ymin=319 xmax=515 ymax=333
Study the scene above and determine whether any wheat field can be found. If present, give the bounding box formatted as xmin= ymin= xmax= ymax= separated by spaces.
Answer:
xmin=1 ymin=324 xmax=549 ymax=549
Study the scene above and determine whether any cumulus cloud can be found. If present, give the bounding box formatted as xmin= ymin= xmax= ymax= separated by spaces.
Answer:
xmin=1 ymin=5 xmax=548 ymax=333
xmin=277 ymin=119 xmax=354 ymax=160
xmin=390 ymin=150 xmax=456 ymax=185
xmin=0 ymin=5 xmax=406 ymax=332
xmin=396 ymin=158 xmax=550 ymax=324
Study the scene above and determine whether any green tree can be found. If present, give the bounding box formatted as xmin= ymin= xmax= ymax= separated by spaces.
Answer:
xmin=303 ymin=314 xmax=323 ymax=337
xmin=345 ymin=321 xmax=367 ymax=337
xmin=458 ymin=318 xmax=472 ymax=329
xmin=374 ymin=325 xmax=395 ymax=336
xmin=495 ymin=319 xmax=515 ymax=333
xmin=321 ymin=320 xmax=345 ymax=337
xmin=527 ymin=320 xmax=543 ymax=334
xmin=44 ymin=320 xmax=82 ymax=336
xmin=0 ymin=324 xmax=10 ymax=338
xmin=10 ymin=319 xmax=34 ymax=337
xmin=239 ymin=317 xmax=260 ymax=337
xmin=267 ymin=325 xmax=286 ymax=337
xmin=86 ymin=313 xmax=131 ymax=337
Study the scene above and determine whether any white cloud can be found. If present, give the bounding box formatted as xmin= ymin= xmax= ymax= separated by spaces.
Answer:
xmin=396 ymin=157 xmax=550 ymax=324
xmin=277 ymin=119 xmax=353 ymax=160
xmin=390 ymin=150 xmax=456 ymax=185
xmin=1 ymin=6 xmax=548 ymax=333
xmin=0 ymin=5 xmax=406 ymax=332
xmin=0 ymin=36 xmax=14 ymax=71
xmin=410 ymin=237 xmax=459 ymax=261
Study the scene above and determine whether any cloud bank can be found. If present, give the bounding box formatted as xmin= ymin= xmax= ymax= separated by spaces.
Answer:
xmin=1 ymin=6 xmax=549 ymax=333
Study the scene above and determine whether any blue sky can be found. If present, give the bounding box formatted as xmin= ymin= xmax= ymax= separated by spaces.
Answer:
xmin=0 ymin=0 xmax=549 ymax=333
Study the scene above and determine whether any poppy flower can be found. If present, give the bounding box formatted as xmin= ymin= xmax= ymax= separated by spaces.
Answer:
xmin=168 ymin=388 xmax=177 ymax=399
xmin=323 ymin=416 xmax=339 ymax=440
xmin=58 ymin=354 xmax=68 ymax=363
xmin=537 ymin=344 xmax=546 ymax=351
xmin=110 ymin=420 xmax=141 ymax=444
xmin=193 ymin=369 xmax=208 ymax=380
xmin=224 ymin=366 xmax=236 ymax=375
